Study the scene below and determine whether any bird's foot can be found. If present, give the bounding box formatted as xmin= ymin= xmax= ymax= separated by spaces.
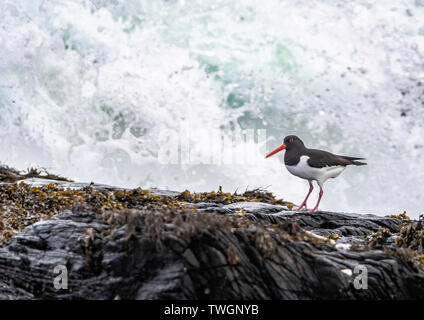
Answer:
xmin=297 ymin=203 xmax=307 ymax=211
xmin=308 ymin=207 xmax=319 ymax=213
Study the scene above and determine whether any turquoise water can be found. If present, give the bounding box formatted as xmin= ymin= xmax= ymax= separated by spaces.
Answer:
xmin=1 ymin=0 xmax=424 ymax=217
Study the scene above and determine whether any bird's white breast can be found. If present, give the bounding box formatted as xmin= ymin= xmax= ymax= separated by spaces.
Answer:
xmin=285 ymin=155 xmax=345 ymax=186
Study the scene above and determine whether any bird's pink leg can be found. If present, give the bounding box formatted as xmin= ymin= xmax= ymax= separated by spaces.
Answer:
xmin=297 ymin=181 xmax=313 ymax=211
xmin=309 ymin=187 xmax=323 ymax=212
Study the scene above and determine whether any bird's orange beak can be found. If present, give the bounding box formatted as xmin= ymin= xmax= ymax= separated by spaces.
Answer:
xmin=265 ymin=144 xmax=286 ymax=158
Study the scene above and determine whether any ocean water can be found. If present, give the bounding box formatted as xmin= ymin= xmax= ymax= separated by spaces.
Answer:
xmin=1 ymin=0 xmax=424 ymax=217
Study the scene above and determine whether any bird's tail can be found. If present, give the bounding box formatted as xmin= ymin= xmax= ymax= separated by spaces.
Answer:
xmin=340 ymin=156 xmax=367 ymax=166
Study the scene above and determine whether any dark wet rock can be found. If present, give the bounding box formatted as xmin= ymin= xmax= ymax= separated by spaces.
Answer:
xmin=0 ymin=179 xmax=423 ymax=300
xmin=194 ymin=201 xmax=402 ymax=237
xmin=232 ymin=209 xmax=401 ymax=237
xmin=224 ymin=202 xmax=286 ymax=214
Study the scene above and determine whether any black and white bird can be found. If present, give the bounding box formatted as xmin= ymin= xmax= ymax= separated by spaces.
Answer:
xmin=265 ymin=135 xmax=366 ymax=212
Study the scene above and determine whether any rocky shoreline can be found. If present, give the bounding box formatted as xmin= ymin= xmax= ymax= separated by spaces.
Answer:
xmin=0 ymin=166 xmax=423 ymax=299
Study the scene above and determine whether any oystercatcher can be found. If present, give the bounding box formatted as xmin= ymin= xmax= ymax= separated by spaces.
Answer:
xmin=265 ymin=135 xmax=366 ymax=212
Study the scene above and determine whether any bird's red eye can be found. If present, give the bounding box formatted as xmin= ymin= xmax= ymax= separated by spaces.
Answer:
xmin=289 ymin=138 xmax=294 ymax=143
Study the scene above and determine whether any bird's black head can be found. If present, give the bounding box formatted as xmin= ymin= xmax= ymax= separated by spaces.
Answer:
xmin=265 ymin=135 xmax=305 ymax=158
xmin=283 ymin=135 xmax=305 ymax=151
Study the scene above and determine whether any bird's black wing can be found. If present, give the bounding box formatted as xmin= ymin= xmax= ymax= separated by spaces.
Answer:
xmin=305 ymin=149 xmax=365 ymax=168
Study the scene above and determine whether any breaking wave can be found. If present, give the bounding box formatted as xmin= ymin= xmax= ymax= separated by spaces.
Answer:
xmin=1 ymin=0 xmax=424 ymax=217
